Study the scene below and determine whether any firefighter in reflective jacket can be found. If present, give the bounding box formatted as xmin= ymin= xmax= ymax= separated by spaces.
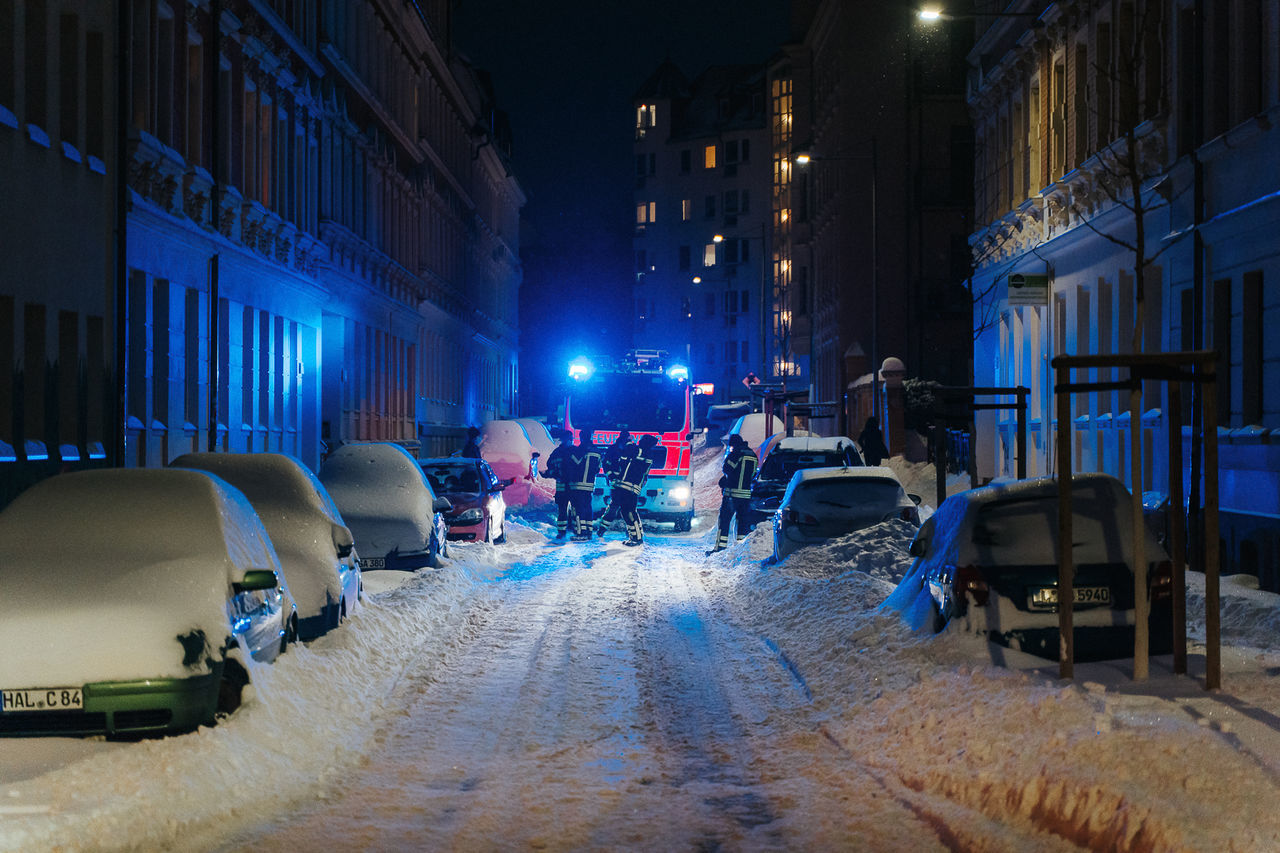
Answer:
xmin=543 ymin=430 xmax=576 ymax=539
xmin=595 ymin=430 xmax=636 ymax=536
xmin=710 ymin=434 xmax=757 ymax=553
xmin=566 ymin=429 xmax=603 ymax=540
xmin=606 ymin=434 xmax=659 ymax=546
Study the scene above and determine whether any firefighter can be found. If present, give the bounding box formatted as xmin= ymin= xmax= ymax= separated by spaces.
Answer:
xmin=566 ymin=428 xmax=603 ymax=541
xmin=709 ymin=433 xmax=758 ymax=554
xmin=595 ymin=430 xmax=636 ymax=536
xmin=612 ymin=434 xmax=659 ymax=546
xmin=543 ymin=429 xmax=576 ymax=539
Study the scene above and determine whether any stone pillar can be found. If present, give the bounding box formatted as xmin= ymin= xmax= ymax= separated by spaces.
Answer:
xmin=880 ymin=356 xmax=907 ymax=456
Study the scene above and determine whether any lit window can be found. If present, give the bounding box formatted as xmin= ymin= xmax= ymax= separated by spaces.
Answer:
xmin=703 ymin=243 xmax=717 ymax=267
xmin=648 ymin=201 xmax=656 ymax=222
xmin=635 ymin=201 xmax=655 ymax=225
xmin=636 ymin=104 xmax=656 ymax=134
xmin=704 ymin=144 xmax=716 ymax=169
xmin=681 ymin=199 xmax=692 ymax=221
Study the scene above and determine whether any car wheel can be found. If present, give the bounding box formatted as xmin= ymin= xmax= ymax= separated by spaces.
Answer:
xmin=931 ymin=599 xmax=948 ymax=634
xmin=675 ymin=516 xmax=692 ymax=532
xmin=216 ymin=659 xmax=249 ymax=717
xmin=483 ymin=516 xmax=492 ymax=544
xmin=495 ymin=520 xmax=506 ymax=544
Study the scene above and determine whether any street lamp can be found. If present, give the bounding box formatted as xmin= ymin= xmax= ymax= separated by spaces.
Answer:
xmin=916 ymin=4 xmax=1046 ymax=24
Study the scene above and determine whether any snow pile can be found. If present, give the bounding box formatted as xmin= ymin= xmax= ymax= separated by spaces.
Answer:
xmin=1186 ymin=571 xmax=1280 ymax=652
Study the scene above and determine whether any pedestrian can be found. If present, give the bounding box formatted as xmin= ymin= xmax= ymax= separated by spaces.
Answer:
xmin=566 ymin=428 xmax=603 ymax=541
xmin=607 ymin=434 xmax=659 ymax=546
xmin=596 ymin=430 xmax=636 ymax=536
xmin=461 ymin=425 xmax=482 ymax=458
xmin=709 ymin=434 xmax=758 ymax=554
xmin=543 ymin=429 xmax=576 ymax=539
xmin=858 ymin=416 xmax=890 ymax=466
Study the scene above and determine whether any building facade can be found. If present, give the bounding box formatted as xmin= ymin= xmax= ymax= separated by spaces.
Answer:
xmin=793 ymin=0 xmax=974 ymax=437
xmin=630 ymin=61 xmax=780 ymax=403
xmin=967 ymin=0 xmax=1280 ymax=582
xmin=0 ymin=0 xmax=523 ymax=505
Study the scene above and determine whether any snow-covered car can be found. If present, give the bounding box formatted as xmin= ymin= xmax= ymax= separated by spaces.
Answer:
xmin=723 ymin=412 xmax=783 ymax=453
xmin=771 ymin=466 xmax=919 ymax=562
xmin=171 ymin=452 xmax=362 ymax=641
xmin=479 ymin=420 xmax=538 ymax=507
xmin=420 ymin=457 xmax=510 ymax=543
xmin=319 ymin=442 xmax=450 ymax=571
xmin=747 ymin=436 xmax=864 ymax=527
xmin=884 ymin=473 xmax=1174 ymax=661
xmin=0 ymin=468 xmax=295 ymax=737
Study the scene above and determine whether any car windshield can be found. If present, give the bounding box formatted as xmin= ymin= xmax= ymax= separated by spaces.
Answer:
xmin=760 ymin=451 xmax=847 ymax=482
xmin=422 ymin=464 xmax=481 ymax=493
xmin=789 ymin=478 xmax=903 ymax=516
xmin=972 ymin=482 xmax=1127 ymax=564
xmin=567 ymin=373 xmax=686 ymax=432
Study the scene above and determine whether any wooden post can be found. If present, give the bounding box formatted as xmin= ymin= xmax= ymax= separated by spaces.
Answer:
xmin=1130 ymin=385 xmax=1148 ymax=680
xmin=1056 ymin=363 xmax=1074 ymax=679
xmin=1168 ymin=382 xmax=1187 ymax=673
xmin=1016 ymin=387 xmax=1028 ymax=480
xmin=934 ymin=422 xmax=947 ymax=509
xmin=1204 ymin=361 xmax=1220 ymax=690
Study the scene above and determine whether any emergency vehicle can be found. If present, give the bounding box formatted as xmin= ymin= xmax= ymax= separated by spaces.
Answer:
xmin=563 ymin=349 xmax=704 ymax=531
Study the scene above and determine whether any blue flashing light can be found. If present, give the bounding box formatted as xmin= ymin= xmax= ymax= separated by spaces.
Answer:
xmin=666 ymin=364 xmax=689 ymax=382
xmin=568 ymin=357 xmax=595 ymax=381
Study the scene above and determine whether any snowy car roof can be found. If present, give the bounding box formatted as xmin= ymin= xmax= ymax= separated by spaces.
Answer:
xmin=770 ymin=436 xmax=856 ymax=455
xmin=790 ymin=465 xmax=901 ymax=484
xmin=319 ymin=442 xmax=439 ymax=555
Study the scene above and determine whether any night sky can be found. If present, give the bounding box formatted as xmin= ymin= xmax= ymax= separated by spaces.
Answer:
xmin=452 ymin=1 xmax=793 ymax=415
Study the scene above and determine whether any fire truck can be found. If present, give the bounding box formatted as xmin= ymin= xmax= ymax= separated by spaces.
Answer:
xmin=563 ymin=349 xmax=702 ymax=531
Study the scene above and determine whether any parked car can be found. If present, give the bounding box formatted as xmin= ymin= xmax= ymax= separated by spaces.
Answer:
xmin=420 ymin=457 xmax=510 ymax=543
xmin=885 ymin=473 xmax=1173 ymax=662
xmin=0 ymin=468 xmax=295 ymax=737
xmin=723 ymin=412 xmax=784 ymax=452
xmin=319 ymin=442 xmax=450 ymax=571
xmin=771 ymin=466 xmax=919 ymax=562
xmin=747 ymin=436 xmax=864 ymax=527
xmin=480 ymin=420 xmax=539 ymax=507
xmin=171 ymin=452 xmax=362 ymax=641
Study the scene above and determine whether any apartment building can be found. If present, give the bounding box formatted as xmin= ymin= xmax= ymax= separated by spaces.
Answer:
xmin=0 ymin=0 xmax=523 ymax=505
xmin=968 ymin=0 xmax=1280 ymax=582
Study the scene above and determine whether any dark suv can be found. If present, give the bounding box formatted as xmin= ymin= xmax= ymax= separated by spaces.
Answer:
xmin=745 ymin=436 xmax=863 ymax=529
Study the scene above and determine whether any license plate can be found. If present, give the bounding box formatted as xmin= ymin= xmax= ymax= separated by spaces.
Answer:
xmin=361 ymin=557 xmax=385 ymax=569
xmin=2 ymin=687 xmax=84 ymax=712
xmin=1032 ymin=586 xmax=1111 ymax=606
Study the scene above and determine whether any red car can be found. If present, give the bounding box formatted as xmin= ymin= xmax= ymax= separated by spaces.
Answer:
xmin=419 ymin=457 xmax=510 ymax=543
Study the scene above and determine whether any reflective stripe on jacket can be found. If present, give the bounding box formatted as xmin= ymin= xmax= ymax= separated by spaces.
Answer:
xmin=616 ymin=448 xmax=656 ymax=495
xmin=721 ymin=449 xmax=757 ymax=499
xmin=567 ymin=446 xmax=602 ymax=491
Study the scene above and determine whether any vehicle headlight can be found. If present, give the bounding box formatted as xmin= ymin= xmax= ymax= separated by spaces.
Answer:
xmin=454 ymin=509 xmax=484 ymax=524
xmin=668 ymin=485 xmax=691 ymax=501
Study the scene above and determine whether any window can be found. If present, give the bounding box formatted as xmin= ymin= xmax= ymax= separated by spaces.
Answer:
xmin=1213 ymin=278 xmax=1232 ymax=422
xmin=680 ymin=149 xmax=691 ymax=173
xmin=1242 ymin=271 xmax=1262 ymax=424
xmin=705 ymin=293 xmax=716 ymax=316
xmin=703 ymin=144 xmax=716 ymax=169
xmin=741 ymin=340 xmax=749 ymax=363
xmin=725 ymin=291 xmax=739 ymax=313
xmin=705 ymin=342 xmax=716 ymax=365
xmin=724 ymin=341 xmax=737 ymax=363
xmin=635 ymin=249 xmax=648 ymax=272
xmin=58 ymin=13 xmax=79 ymax=146
xmin=724 ymin=139 xmax=749 ymax=163
xmin=703 ymin=243 xmax=717 ymax=267
xmin=635 ymin=201 xmax=655 ymax=225
xmin=741 ymin=290 xmax=749 ymax=312
xmin=678 ymin=245 xmax=691 ymax=270
xmin=724 ymin=190 xmax=739 ymax=214
xmin=635 ymin=103 xmax=656 ymax=136
xmin=704 ymin=195 xmax=716 ymax=218
xmin=724 ymin=240 xmax=739 ymax=264
xmin=681 ymin=297 xmax=692 ymax=319
xmin=681 ymin=199 xmax=692 ymax=221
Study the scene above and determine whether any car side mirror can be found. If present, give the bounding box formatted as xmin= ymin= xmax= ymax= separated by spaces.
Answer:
xmin=908 ymin=539 xmax=928 ymax=557
xmin=332 ymin=523 xmax=355 ymax=559
xmin=235 ymin=569 xmax=278 ymax=592
xmin=531 ymin=451 xmax=541 ymax=459
xmin=908 ymin=493 xmax=922 ymax=506
xmin=434 ymin=496 xmax=453 ymax=513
